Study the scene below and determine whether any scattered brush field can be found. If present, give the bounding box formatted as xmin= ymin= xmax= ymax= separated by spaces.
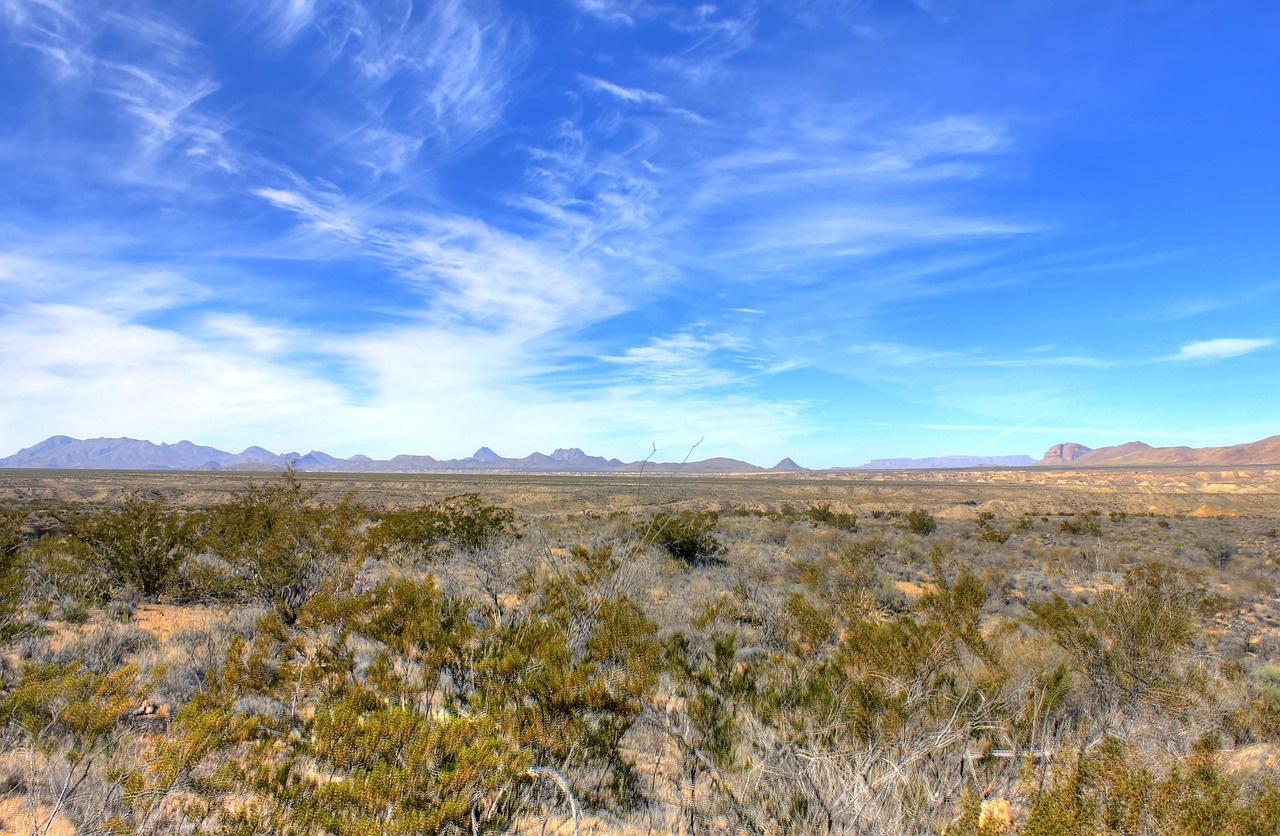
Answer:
xmin=1 ymin=466 xmax=1280 ymax=833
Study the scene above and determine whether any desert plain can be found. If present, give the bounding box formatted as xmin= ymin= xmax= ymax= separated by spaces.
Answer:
xmin=3 ymin=463 xmax=1280 ymax=834
xmin=3 ymin=461 xmax=1279 ymax=518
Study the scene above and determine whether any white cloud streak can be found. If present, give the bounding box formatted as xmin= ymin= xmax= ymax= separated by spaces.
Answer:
xmin=1170 ymin=338 xmax=1274 ymax=362
xmin=580 ymin=74 xmax=668 ymax=106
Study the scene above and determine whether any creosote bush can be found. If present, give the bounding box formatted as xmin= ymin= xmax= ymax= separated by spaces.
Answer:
xmin=640 ymin=509 xmax=726 ymax=568
xmin=1058 ymin=509 xmax=1103 ymax=536
xmin=368 ymin=493 xmax=520 ymax=559
xmin=197 ymin=467 xmax=365 ymax=622
xmin=903 ymin=507 xmax=937 ymax=536
xmin=70 ymin=494 xmax=191 ymax=600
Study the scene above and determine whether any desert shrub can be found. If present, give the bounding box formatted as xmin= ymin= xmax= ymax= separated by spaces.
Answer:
xmin=198 ymin=468 xmax=366 ymax=623
xmin=70 ymin=495 xmax=192 ymax=600
xmin=0 ymin=511 xmax=27 ymax=647
xmin=22 ymin=535 xmax=109 ymax=615
xmin=1059 ymin=510 xmax=1103 ymax=536
xmin=441 ymin=494 xmax=520 ymax=551
xmin=920 ymin=548 xmax=994 ymax=661
xmin=1199 ymin=536 xmax=1236 ymax=569
xmin=0 ymin=660 xmax=146 ymax=831
xmin=166 ymin=552 xmax=239 ymax=604
xmin=789 ymin=536 xmax=893 ymax=619
xmin=903 ymin=508 xmax=936 ymax=536
xmin=369 ymin=493 xmax=519 ymax=558
xmin=640 ymin=510 xmax=726 ymax=568
xmin=168 ymin=558 xmax=661 ymax=831
xmin=54 ymin=622 xmax=156 ymax=675
xmin=1031 ymin=563 xmax=1199 ymax=711
xmin=804 ymin=502 xmax=858 ymax=532
xmin=784 ymin=592 xmax=837 ymax=655
xmin=0 ymin=507 xmax=25 ymax=557
xmin=1022 ymin=735 xmax=1280 ymax=835
xmin=152 ymin=628 xmax=231 ymax=706
xmin=976 ymin=510 xmax=1012 ymax=544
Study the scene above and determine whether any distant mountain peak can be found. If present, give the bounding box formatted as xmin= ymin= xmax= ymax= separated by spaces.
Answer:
xmin=551 ymin=447 xmax=586 ymax=461
xmin=470 ymin=447 xmax=503 ymax=463
xmin=770 ymin=457 xmax=807 ymax=471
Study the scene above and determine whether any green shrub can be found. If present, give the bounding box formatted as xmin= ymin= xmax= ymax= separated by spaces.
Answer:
xmin=640 ymin=510 xmax=726 ymax=568
xmin=1058 ymin=510 xmax=1102 ymax=536
xmin=976 ymin=510 xmax=1011 ymax=544
xmin=197 ymin=468 xmax=365 ymax=622
xmin=369 ymin=494 xmax=519 ymax=558
xmin=804 ymin=502 xmax=858 ymax=532
xmin=1022 ymin=736 xmax=1280 ymax=835
xmin=0 ymin=507 xmax=25 ymax=558
xmin=903 ymin=508 xmax=936 ymax=536
xmin=0 ymin=509 xmax=26 ymax=647
xmin=1031 ymin=563 xmax=1198 ymax=710
xmin=22 ymin=535 xmax=108 ymax=615
xmin=70 ymin=496 xmax=191 ymax=600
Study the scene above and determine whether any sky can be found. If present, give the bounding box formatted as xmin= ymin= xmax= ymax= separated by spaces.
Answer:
xmin=1 ymin=0 xmax=1278 ymax=468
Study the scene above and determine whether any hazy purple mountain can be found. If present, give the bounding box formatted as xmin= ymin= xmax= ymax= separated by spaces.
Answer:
xmin=0 ymin=436 xmax=286 ymax=470
xmin=468 ymin=447 xmax=503 ymax=464
xmin=0 ymin=436 xmax=773 ymax=474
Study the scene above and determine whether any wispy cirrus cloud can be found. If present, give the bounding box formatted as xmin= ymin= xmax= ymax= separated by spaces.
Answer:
xmin=98 ymin=61 xmax=232 ymax=171
xmin=306 ymin=0 xmax=529 ymax=162
xmin=579 ymin=74 xmax=668 ymax=106
xmin=1169 ymin=338 xmax=1274 ymax=362
xmin=3 ymin=1 xmax=235 ymax=175
xmin=381 ymin=214 xmax=624 ymax=333
xmin=0 ymin=251 xmax=212 ymax=315
xmin=579 ymin=73 xmax=708 ymax=124
xmin=602 ymin=330 xmax=746 ymax=389
xmin=570 ymin=0 xmax=638 ymax=26
xmin=0 ymin=0 xmax=90 ymax=78
xmin=253 ymin=187 xmax=361 ymax=238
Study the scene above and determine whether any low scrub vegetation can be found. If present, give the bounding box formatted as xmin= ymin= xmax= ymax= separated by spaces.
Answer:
xmin=1 ymin=473 xmax=1280 ymax=833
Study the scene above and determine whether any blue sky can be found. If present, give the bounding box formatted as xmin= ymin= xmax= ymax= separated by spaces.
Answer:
xmin=2 ymin=0 xmax=1278 ymax=467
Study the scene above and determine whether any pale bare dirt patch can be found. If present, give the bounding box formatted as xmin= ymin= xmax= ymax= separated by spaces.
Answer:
xmin=0 ymin=794 xmax=76 ymax=836
xmin=130 ymin=603 xmax=228 ymax=643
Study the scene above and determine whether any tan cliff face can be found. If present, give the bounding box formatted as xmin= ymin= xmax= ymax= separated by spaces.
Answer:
xmin=1037 ymin=442 xmax=1093 ymax=466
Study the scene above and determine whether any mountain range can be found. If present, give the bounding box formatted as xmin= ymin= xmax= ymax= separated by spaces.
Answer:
xmin=0 ymin=436 xmax=799 ymax=474
xmin=2 ymin=434 xmax=1278 ymax=472
xmin=1034 ymin=435 xmax=1280 ymax=467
